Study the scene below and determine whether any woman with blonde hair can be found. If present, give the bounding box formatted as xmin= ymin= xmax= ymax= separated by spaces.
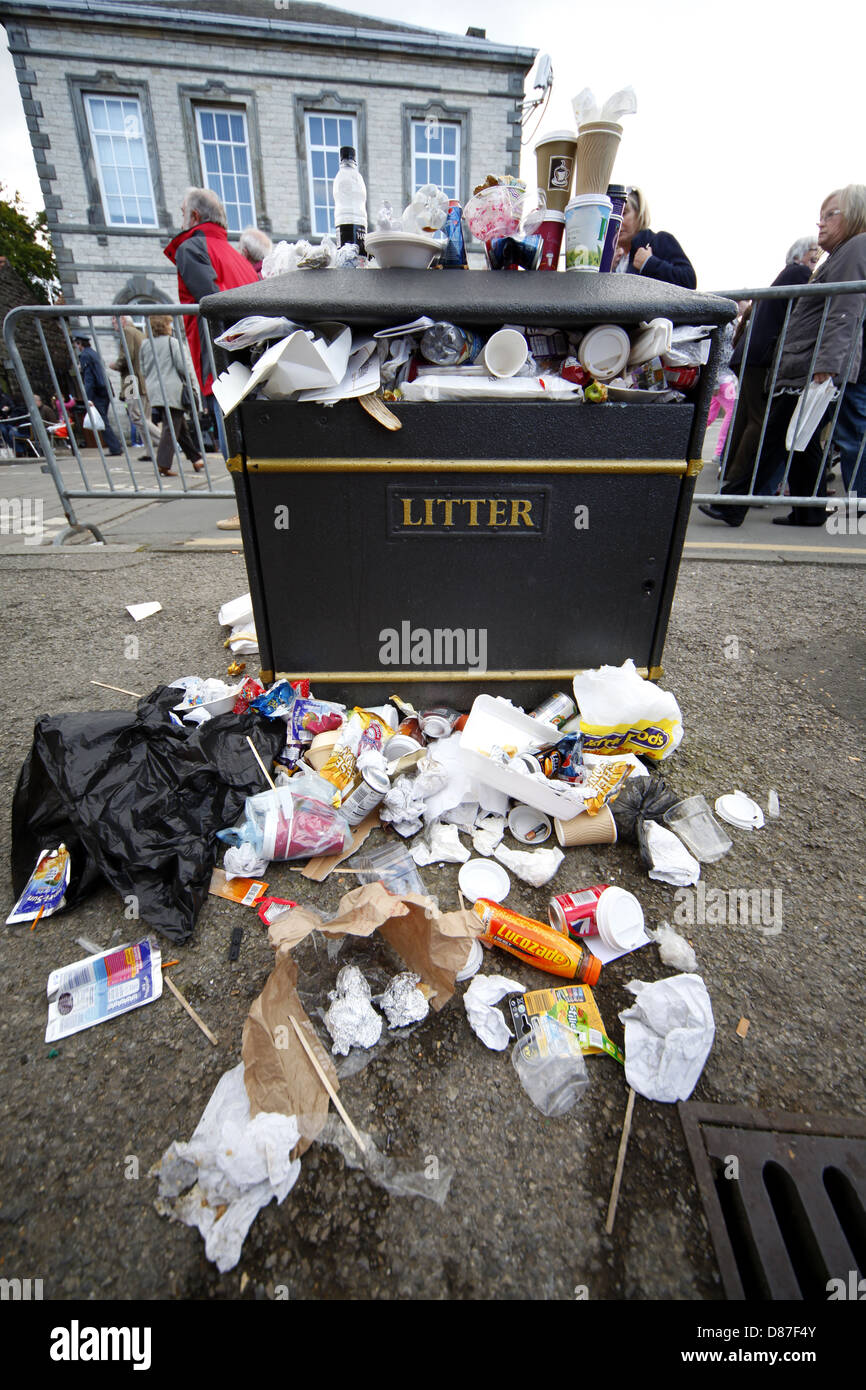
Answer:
xmin=702 ymin=184 xmax=866 ymax=526
xmin=612 ymin=187 xmax=697 ymax=288
xmin=139 ymin=315 xmax=203 ymax=477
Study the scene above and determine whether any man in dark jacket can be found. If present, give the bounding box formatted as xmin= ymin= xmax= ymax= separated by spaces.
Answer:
xmin=73 ymin=334 xmax=124 ymax=455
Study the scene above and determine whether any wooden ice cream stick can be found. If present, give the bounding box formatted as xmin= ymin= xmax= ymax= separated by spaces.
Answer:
xmin=246 ymin=735 xmax=276 ymax=790
xmin=605 ymin=1086 xmax=636 ymax=1234
xmin=288 ymin=1013 xmax=368 ymax=1154
xmin=164 ymin=973 xmax=218 ymax=1046
xmin=90 ymin=681 xmax=143 ymax=697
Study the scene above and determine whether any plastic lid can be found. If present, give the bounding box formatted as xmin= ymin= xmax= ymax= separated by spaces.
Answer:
xmin=578 ymin=324 xmax=630 ymax=380
xmin=455 ymin=937 xmax=483 ymax=982
xmin=539 ymin=211 xmax=566 ymax=224
xmin=508 ymin=805 xmax=552 ymax=844
xmin=715 ymin=791 xmax=765 ymax=830
xmin=458 ymin=859 xmax=510 ymax=904
xmin=607 ymin=184 xmax=628 ymax=196
xmin=534 ymin=129 xmax=578 ymax=146
xmin=339 ymin=146 xmax=356 ymax=160
xmin=595 ymin=887 xmax=645 ymax=950
xmin=566 ymin=193 xmax=614 ymax=209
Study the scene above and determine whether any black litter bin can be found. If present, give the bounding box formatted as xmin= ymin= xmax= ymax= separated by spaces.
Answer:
xmin=201 ymin=272 xmax=736 ymax=706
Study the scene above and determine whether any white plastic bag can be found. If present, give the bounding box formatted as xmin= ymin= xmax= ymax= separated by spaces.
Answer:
xmin=785 ymin=377 xmax=837 ymax=451
xmin=82 ymin=405 xmax=104 ymax=432
xmin=573 ymin=659 xmax=683 ymax=761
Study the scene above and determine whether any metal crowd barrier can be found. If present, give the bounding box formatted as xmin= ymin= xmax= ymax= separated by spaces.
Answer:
xmin=4 ymin=286 xmax=866 ymax=543
xmin=696 ymin=279 xmax=866 ymax=510
xmin=2 ymin=303 xmax=233 ymax=544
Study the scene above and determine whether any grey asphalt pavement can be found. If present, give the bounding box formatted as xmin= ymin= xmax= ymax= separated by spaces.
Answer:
xmin=0 ymin=450 xmax=864 ymax=1332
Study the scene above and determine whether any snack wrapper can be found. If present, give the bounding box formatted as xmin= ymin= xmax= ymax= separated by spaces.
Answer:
xmin=580 ymin=760 xmax=632 ymax=815
xmin=573 ymin=659 xmax=684 ymax=761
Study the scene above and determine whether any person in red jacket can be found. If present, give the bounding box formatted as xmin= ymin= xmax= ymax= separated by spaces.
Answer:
xmin=164 ymin=187 xmax=259 ymax=527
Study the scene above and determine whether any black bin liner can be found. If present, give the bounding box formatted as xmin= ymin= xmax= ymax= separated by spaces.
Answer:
xmin=10 ymin=686 xmax=286 ymax=944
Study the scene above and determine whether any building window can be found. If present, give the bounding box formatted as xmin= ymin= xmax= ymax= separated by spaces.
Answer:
xmin=195 ymin=108 xmax=255 ymax=233
xmin=305 ymin=112 xmax=358 ymax=237
xmin=84 ymin=95 xmax=157 ymax=226
xmin=412 ymin=118 xmax=460 ymax=199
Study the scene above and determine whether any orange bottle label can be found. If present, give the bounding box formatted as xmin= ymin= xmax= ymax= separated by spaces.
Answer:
xmin=473 ymin=899 xmax=601 ymax=985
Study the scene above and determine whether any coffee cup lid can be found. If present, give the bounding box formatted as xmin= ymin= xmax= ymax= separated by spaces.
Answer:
xmin=534 ymin=129 xmax=578 ymax=147
xmin=566 ymin=193 xmax=613 ymax=210
xmin=596 ymin=887 xmax=645 ymax=950
xmin=578 ymin=324 xmax=630 ymax=380
xmin=715 ymin=791 xmax=765 ymax=829
xmin=540 ymin=210 xmax=566 ymax=224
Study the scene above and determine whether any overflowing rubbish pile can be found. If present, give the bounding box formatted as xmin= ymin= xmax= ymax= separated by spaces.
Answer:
xmin=211 ymin=311 xmax=713 ymax=413
xmin=6 ymin=590 xmax=782 ymax=1272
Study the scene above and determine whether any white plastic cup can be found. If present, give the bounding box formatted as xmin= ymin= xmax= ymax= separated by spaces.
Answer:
xmin=565 ymin=194 xmax=612 ymax=272
xmin=480 ymin=329 xmax=529 ymax=378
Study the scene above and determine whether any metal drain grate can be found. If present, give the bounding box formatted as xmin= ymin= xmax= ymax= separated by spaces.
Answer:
xmin=679 ymin=1102 xmax=866 ymax=1300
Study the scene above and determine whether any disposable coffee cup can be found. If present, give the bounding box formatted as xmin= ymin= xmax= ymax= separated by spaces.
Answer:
xmin=537 ymin=211 xmax=566 ymax=271
xmin=534 ymin=130 xmax=578 ymax=213
xmin=599 ymin=183 xmax=628 ymax=274
xmin=480 ymin=329 xmax=528 ymax=378
xmin=574 ymin=121 xmax=623 ymax=195
xmin=564 ymin=194 xmax=611 ymax=272
xmin=553 ymin=803 xmax=617 ymax=846
xmin=308 ymin=729 xmax=341 ymax=770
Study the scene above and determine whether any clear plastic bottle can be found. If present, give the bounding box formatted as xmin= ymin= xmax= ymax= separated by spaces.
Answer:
xmin=419 ymin=322 xmax=483 ymax=366
xmin=332 ymin=145 xmax=367 ymax=254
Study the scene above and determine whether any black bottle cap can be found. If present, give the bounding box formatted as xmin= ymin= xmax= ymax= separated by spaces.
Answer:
xmin=339 ymin=146 xmax=356 ymax=161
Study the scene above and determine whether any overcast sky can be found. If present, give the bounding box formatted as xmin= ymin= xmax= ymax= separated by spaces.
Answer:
xmin=2 ymin=0 xmax=863 ymax=291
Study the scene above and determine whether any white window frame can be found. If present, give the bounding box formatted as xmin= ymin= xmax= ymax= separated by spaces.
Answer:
xmin=84 ymin=95 xmax=157 ymax=228
xmin=304 ymin=111 xmax=359 ymax=238
xmin=411 ymin=117 xmax=461 ymax=200
xmin=195 ymin=107 xmax=256 ymax=233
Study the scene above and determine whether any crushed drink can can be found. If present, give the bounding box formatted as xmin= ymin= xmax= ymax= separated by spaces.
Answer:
xmin=341 ymin=768 xmax=390 ymax=826
xmin=530 ymin=692 xmax=577 ymax=728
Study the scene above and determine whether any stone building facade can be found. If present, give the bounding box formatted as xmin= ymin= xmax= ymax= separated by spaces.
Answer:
xmin=0 ymin=0 xmax=535 ymax=319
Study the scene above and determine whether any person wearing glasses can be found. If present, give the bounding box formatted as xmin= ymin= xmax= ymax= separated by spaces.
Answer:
xmin=612 ymin=188 xmax=697 ymax=288
xmin=699 ymin=185 xmax=866 ymax=527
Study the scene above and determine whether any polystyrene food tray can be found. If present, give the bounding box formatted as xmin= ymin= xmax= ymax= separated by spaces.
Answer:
xmin=458 ymin=695 xmax=584 ymax=817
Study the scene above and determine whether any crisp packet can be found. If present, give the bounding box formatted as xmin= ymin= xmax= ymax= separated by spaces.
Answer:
xmin=45 ymin=938 xmax=162 ymax=1041
xmin=7 ymin=845 xmax=71 ymax=925
xmin=581 ymin=760 xmax=632 ymax=815
xmin=288 ymin=697 xmax=345 ymax=743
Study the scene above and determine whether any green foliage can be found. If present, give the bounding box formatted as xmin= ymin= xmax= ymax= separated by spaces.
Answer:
xmin=0 ymin=185 xmax=59 ymax=303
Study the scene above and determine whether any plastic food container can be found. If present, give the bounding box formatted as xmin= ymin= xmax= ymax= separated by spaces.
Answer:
xmin=459 ymin=695 xmax=584 ymax=817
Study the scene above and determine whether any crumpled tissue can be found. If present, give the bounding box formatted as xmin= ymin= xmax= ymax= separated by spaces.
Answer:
xmin=619 ymin=974 xmax=714 ymax=1102
xmin=642 ymin=820 xmax=701 ymax=886
xmin=224 ymin=841 xmax=269 ymax=880
xmin=649 ymin=921 xmax=698 ymax=973
xmin=493 ymin=843 xmax=564 ymax=887
xmin=472 ymin=813 xmax=506 ymax=856
xmin=411 ymin=820 xmax=470 ymax=866
xmin=153 ymin=1062 xmax=301 ymax=1273
xmin=324 ymin=965 xmax=383 ymax=1055
xmin=380 ymin=774 xmax=427 ymax=837
xmin=572 ymin=85 xmax=638 ymax=127
xmin=463 ymin=974 xmax=525 ymax=1050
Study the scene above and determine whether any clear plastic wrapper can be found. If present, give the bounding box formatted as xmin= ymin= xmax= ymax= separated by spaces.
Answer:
xmin=218 ymin=778 xmax=352 ymax=862
xmin=347 ymin=839 xmax=427 ymax=896
xmin=511 ymin=1017 xmax=590 ymax=1116
xmin=401 ymin=183 xmax=449 ymax=234
xmin=464 ymin=178 xmax=526 ymax=241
